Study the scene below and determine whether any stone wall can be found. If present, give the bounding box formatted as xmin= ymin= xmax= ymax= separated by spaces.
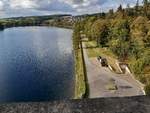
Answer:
xmin=0 ymin=96 xmax=150 ymax=113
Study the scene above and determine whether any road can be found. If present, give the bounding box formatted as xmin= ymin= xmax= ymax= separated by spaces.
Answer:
xmin=82 ymin=43 xmax=145 ymax=98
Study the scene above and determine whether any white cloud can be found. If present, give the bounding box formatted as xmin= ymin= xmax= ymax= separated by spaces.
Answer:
xmin=0 ymin=0 xmax=143 ymax=18
xmin=0 ymin=1 xmax=3 ymax=10
xmin=9 ymin=0 xmax=37 ymax=9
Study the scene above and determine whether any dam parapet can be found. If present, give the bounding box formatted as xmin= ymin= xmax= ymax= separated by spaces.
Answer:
xmin=0 ymin=96 xmax=150 ymax=113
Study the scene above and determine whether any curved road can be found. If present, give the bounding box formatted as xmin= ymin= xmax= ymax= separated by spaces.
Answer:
xmin=82 ymin=43 xmax=145 ymax=98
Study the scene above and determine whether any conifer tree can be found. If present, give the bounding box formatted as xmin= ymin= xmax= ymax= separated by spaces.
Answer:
xmin=143 ymin=0 xmax=149 ymax=16
xmin=126 ymin=3 xmax=134 ymax=16
xmin=135 ymin=0 xmax=139 ymax=14
xmin=117 ymin=4 xmax=123 ymax=12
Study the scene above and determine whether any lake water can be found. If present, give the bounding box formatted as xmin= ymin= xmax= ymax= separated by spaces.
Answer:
xmin=0 ymin=26 xmax=74 ymax=102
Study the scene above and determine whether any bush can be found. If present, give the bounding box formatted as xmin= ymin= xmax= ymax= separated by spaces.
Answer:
xmin=130 ymin=50 xmax=150 ymax=76
xmin=144 ymin=83 xmax=150 ymax=95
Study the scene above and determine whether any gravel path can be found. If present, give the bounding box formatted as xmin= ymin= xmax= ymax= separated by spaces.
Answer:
xmin=82 ymin=43 xmax=145 ymax=98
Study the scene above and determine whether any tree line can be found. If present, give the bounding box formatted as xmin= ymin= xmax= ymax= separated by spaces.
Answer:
xmin=0 ymin=14 xmax=72 ymax=30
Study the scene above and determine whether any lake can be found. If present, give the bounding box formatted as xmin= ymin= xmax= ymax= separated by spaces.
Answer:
xmin=0 ymin=26 xmax=74 ymax=102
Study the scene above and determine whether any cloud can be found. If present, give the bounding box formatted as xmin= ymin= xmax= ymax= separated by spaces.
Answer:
xmin=0 ymin=0 xmax=143 ymax=18
xmin=0 ymin=1 xmax=3 ymax=10
xmin=9 ymin=0 xmax=37 ymax=9
xmin=35 ymin=0 xmax=75 ymax=12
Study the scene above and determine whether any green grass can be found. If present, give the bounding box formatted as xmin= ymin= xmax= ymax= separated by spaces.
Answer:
xmin=84 ymin=41 xmax=101 ymax=57
xmin=74 ymin=49 xmax=86 ymax=99
xmin=84 ymin=41 xmax=116 ymax=58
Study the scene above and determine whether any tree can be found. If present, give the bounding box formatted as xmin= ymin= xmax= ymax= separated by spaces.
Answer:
xmin=116 ymin=5 xmax=127 ymax=18
xmin=143 ymin=0 xmax=149 ymax=5
xmin=135 ymin=0 xmax=139 ymax=15
xmin=130 ymin=49 xmax=150 ymax=76
xmin=145 ymin=83 xmax=150 ymax=95
xmin=130 ymin=40 xmax=143 ymax=59
xmin=0 ymin=23 xmax=4 ymax=30
xmin=117 ymin=4 xmax=123 ymax=12
xmin=109 ymin=9 xmax=114 ymax=15
xmin=109 ymin=19 xmax=130 ymax=41
xmin=107 ymin=9 xmax=114 ymax=18
xmin=143 ymin=0 xmax=150 ymax=16
xmin=109 ymin=39 xmax=130 ymax=60
xmin=84 ymin=17 xmax=97 ymax=40
xmin=143 ymin=31 xmax=150 ymax=47
xmin=108 ymin=19 xmax=131 ymax=60
xmin=130 ymin=16 xmax=149 ymax=46
xmin=126 ymin=4 xmax=134 ymax=16
xmin=91 ymin=19 xmax=109 ymax=47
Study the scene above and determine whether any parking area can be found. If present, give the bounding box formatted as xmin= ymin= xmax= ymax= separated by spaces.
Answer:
xmin=82 ymin=43 xmax=145 ymax=98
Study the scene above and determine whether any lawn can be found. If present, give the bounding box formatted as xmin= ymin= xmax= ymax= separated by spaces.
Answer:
xmin=74 ymin=48 xmax=86 ymax=99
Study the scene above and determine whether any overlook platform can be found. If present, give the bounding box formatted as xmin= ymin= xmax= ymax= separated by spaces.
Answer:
xmin=0 ymin=96 xmax=150 ymax=113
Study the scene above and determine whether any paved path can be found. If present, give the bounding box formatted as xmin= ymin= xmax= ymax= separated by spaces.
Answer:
xmin=82 ymin=43 xmax=145 ymax=98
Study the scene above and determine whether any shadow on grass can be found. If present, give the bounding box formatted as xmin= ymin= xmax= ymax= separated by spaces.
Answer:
xmin=82 ymin=40 xmax=89 ymax=42
xmin=83 ymin=46 xmax=98 ymax=49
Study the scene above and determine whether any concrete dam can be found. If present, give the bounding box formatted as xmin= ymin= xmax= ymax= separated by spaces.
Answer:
xmin=0 ymin=96 xmax=150 ymax=113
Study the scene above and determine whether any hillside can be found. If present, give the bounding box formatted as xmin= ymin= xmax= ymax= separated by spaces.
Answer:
xmin=0 ymin=14 xmax=73 ymax=29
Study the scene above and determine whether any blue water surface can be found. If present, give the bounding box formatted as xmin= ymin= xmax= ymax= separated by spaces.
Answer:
xmin=0 ymin=26 xmax=74 ymax=102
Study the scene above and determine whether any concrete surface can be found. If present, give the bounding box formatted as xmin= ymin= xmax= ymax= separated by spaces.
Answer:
xmin=0 ymin=96 xmax=150 ymax=113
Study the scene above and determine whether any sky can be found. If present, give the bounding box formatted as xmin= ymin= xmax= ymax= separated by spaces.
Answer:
xmin=0 ymin=0 xmax=143 ymax=18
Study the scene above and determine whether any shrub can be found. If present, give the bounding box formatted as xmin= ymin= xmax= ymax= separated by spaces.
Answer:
xmin=144 ymin=83 xmax=150 ymax=95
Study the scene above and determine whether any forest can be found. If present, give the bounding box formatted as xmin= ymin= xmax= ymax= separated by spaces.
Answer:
xmin=73 ymin=0 xmax=150 ymax=95
xmin=0 ymin=14 xmax=72 ymax=30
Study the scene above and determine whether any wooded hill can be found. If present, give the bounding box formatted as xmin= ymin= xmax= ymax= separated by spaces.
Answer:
xmin=0 ymin=14 xmax=72 ymax=29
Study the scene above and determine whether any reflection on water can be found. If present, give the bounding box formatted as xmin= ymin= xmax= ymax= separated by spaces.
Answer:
xmin=0 ymin=26 xmax=74 ymax=102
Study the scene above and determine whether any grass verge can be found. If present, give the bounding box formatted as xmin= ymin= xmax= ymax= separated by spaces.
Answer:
xmin=74 ymin=49 xmax=85 ymax=98
xmin=74 ymin=46 xmax=87 ymax=99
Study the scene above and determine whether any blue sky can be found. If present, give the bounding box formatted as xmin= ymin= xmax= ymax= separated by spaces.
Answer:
xmin=0 ymin=0 xmax=143 ymax=18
